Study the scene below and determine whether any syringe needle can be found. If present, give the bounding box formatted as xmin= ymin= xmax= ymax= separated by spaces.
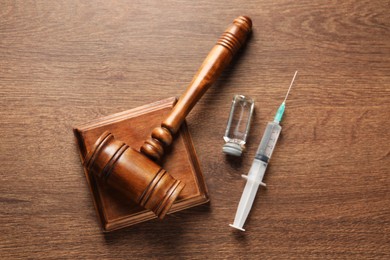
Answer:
xmin=274 ymin=71 xmax=298 ymax=123
xmin=283 ymin=70 xmax=298 ymax=103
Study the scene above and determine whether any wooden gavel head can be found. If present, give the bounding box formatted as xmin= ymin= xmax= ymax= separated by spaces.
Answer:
xmin=84 ymin=132 xmax=184 ymax=219
xmin=83 ymin=16 xmax=252 ymax=219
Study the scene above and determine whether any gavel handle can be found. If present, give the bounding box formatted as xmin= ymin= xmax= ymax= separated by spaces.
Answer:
xmin=141 ymin=16 xmax=252 ymax=161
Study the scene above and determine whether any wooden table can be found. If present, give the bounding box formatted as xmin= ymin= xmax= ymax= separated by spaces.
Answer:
xmin=1 ymin=1 xmax=389 ymax=259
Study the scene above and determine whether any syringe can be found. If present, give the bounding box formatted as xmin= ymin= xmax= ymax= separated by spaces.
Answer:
xmin=229 ymin=71 xmax=298 ymax=231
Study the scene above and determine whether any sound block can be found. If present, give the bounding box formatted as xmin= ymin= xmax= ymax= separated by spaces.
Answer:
xmin=73 ymin=97 xmax=209 ymax=232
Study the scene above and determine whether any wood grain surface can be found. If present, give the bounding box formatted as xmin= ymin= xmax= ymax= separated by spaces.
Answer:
xmin=0 ymin=0 xmax=389 ymax=259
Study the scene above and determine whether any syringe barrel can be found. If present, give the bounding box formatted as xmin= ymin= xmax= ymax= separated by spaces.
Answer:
xmin=255 ymin=122 xmax=282 ymax=162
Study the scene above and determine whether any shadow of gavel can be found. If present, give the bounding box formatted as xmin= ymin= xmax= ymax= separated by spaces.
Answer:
xmin=83 ymin=16 xmax=252 ymax=219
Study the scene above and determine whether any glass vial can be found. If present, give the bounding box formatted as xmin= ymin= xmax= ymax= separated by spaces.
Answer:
xmin=223 ymin=95 xmax=254 ymax=156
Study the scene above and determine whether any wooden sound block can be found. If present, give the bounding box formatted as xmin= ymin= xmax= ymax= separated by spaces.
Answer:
xmin=73 ymin=97 xmax=209 ymax=232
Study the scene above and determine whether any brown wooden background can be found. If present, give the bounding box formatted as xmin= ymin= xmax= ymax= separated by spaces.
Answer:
xmin=1 ymin=0 xmax=389 ymax=259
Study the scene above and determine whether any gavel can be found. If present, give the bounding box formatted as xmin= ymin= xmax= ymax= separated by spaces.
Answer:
xmin=84 ymin=16 xmax=252 ymax=219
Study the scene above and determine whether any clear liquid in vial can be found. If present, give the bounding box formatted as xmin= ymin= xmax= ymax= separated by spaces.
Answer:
xmin=223 ymin=95 xmax=254 ymax=156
